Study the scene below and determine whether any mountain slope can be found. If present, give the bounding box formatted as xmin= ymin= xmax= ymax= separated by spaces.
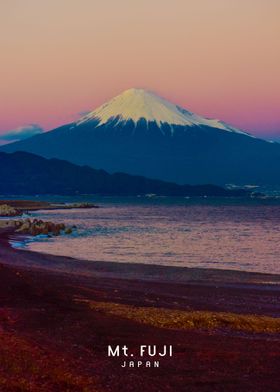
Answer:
xmin=77 ymin=88 xmax=248 ymax=134
xmin=2 ymin=88 xmax=280 ymax=186
xmin=0 ymin=151 xmax=248 ymax=196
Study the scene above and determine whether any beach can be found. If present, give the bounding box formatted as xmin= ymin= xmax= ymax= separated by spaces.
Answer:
xmin=0 ymin=226 xmax=280 ymax=392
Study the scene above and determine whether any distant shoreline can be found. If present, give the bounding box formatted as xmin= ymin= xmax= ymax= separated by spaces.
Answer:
xmin=0 ymin=199 xmax=99 ymax=214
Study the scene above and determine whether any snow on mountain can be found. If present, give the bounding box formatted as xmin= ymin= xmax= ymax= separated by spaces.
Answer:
xmin=77 ymin=88 xmax=251 ymax=136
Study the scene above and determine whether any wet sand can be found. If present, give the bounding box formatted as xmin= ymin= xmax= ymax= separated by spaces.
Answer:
xmin=0 ymin=227 xmax=280 ymax=391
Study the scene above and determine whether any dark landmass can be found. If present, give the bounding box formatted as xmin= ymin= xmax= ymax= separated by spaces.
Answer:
xmin=0 ymin=151 xmax=250 ymax=197
xmin=0 ymin=227 xmax=280 ymax=391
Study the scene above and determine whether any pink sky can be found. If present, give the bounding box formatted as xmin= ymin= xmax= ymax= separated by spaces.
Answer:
xmin=0 ymin=0 xmax=279 ymax=139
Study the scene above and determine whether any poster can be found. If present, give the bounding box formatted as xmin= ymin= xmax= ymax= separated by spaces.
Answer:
xmin=0 ymin=1 xmax=279 ymax=391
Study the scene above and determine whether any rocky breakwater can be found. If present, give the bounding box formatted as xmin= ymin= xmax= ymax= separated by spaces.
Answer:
xmin=0 ymin=218 xmax=74 ymax=237
xmin=0 ymin=204 xmax=22 ymax=217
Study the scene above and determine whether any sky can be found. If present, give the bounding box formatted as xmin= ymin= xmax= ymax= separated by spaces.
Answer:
xmin=0 ymin=0 xmax=279 ymax=141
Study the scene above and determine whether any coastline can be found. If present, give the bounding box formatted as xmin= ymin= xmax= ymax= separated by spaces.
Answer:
xmin=1 ymin=227 xmax=280 ymax=391
xmin=2 ymin=227 xmax=280 ymax=289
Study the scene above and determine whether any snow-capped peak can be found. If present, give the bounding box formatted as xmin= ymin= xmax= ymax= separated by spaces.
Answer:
xmin=77 ymin=88 xmax=250 ymax=136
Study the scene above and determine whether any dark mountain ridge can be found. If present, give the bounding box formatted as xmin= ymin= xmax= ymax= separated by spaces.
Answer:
xmin=0 ymin=151 xmax=249 ymax=197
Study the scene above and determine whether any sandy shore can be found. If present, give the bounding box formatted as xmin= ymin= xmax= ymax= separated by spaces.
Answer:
xmin=0 ymin=227 xmax=280 ymax=391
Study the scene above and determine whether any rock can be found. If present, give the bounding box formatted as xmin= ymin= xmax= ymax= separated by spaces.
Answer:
xmin=16 ymin=220 xmax=31 ymax=234
xmin=13 ymin=218 xmax=72 ymax=237
xmin=0 ymin=204 xmax=22 ymax=217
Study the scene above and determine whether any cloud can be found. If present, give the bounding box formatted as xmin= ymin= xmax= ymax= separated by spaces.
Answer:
xmin=0 ymin=124 xmax=44 ymax=144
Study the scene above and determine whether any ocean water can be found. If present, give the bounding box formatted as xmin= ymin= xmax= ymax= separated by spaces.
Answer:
xmin=12 ymin=197 xmax=280 ymax=274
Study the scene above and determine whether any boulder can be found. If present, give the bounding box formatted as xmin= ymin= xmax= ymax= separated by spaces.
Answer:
xmin=14 ymin=219 xmax=72 ymax=237
xmin=0 ymin=204 xmax=22 ymax=217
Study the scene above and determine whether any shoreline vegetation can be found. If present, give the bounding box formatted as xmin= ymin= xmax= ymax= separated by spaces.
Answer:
xmin=0 ymin=200 xmax=280 ymax=391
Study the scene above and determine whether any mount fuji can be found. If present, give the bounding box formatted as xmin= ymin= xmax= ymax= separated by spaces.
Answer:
xmin=2 ymin=88 xmax=280 ymax=186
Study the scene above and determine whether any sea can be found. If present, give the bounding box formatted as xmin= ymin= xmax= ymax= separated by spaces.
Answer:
xmin=6 ymin=195 xmax=280 ymax=275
